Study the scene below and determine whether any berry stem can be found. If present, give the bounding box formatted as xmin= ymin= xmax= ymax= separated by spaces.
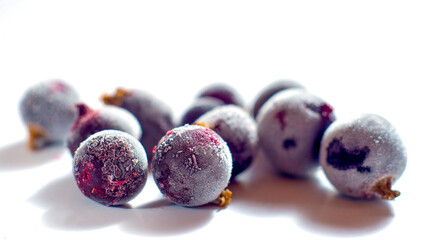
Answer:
xmin=215 ymin=189 xmax=232 ymax=207
xmin=27 ymin=123 xmax=48 ymax=150
xmin=370 ymin=176 xmax=400 ymax=200
xmin=101 ymin=88 xmax=131 ymax=106
xmin=193 ymin=122 xmax=214 ymax=129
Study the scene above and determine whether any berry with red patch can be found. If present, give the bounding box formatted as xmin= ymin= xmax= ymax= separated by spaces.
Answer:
xmin=67 ymin=103 xmax=142 ymax=156
xmin=152 ymin=125 xmax=232 ymax=207
xmin=73 ymin=130 xmax=148 ymax=206
xmin=257 ymin=89 xmax=335 ymax=177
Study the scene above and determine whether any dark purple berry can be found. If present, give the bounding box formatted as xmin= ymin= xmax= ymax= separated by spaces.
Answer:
xmin=19 ymin=79 xmax=80 ymax=150
xmin=195 ymin=105 xmax=258 ymax=179
xmin=67 ymin=103 xmax=142 ymax=156
xmin=252 ymin=79 xmax=305 ymax=117
xmin=73 ymin=130 xmax=148 ymax=206
xmin=152 ymin=125 xmax=232 ymax=207
xmin=257 ymin=89 xmax=335 ymax=177
xmin=102 ymin=88 xmax=174 ymax=160
xmin=197 ymin=83 xmax=244 ymax=107
xmin=320 ymin=114 xmax=407 ymax=200
xmin=180 ymin=97 xmax=224 ymax=126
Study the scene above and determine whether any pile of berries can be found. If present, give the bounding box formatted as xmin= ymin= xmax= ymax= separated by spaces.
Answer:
xmin=19 ymin=79 xmax=407 ymax=207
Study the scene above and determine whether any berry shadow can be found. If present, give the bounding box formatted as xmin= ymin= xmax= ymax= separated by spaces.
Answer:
xmin=121 ymin=202 xmax=216 ymax=236
xmin=0 ymin=140 xmax=66 ymax=172
xmin=229 ymin=152 xmax=394 ymax=237
xmin=29 ymin=174 xmax=214 ymax=236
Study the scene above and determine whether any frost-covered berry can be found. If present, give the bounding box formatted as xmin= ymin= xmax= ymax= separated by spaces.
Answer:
xmin=195 ymin=105 xmax=258 ymax=179
xmin=152 ymin=125 xmax=233 ymax=207
xmin=19 ymin=79 xmax=80 ymax=149
xmin=197 ymin=83 xmax=244 ymax=107
xmin=257 ymin=89 xmax=335 ymax=177
xmin=180 ymin=97 xmax=224 ymax=126
xmin=102 ymin=88 xmax=174 ymax=160
xmin=73 ymin=130 xmax=148 ymax=206
xmin=319 ymin=114 xmax=407 ymax=200
xmin=252 ymin=79 xmax=305 ymax=117
xmin=67 ymin=103 xmax=142 ymax=156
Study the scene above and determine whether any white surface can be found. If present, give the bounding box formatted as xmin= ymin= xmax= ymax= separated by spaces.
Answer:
xmin=1 ymin=1 xmax=427 ymax=239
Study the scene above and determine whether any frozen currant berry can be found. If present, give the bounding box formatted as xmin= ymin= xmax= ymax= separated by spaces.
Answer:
xmin=152 ymin=125 xmax=233 ymax=207
xmin=180 ymin=97 xmax=224 ymax=126
xmin=197 ymin=83 xmax=244 ymax=107
xmin=257 ymin=89 xmax=335 ymax=177
xmin=195 ymin=105 xmax=258 ymax=179
xmin=319 ymin=114 xmax=407 ymax=200
xmin=19 ymin=79 xmax=80 ymax=150
xmin=67 ymin=103 xmax=142 ymax=156
xmin=73 ymin=130 xmax=148 ymax=206
xmin=252 ymin=79 xmax=305 ymax=117
xmin=101 ymin=88 xmax=174 ymax=160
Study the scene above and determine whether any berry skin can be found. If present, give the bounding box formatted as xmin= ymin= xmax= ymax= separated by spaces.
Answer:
xmin=319 ymin=114 xmax=407 ymax=200
xmin=152 ymin=125 xmax=233 ymax=207
xmin=257 ymin=89 xmax=335 ymax=177
xmin=73 ymin=130 xmax=148 ymax=206
xmin=67 ymin=103 xmax=142 ymax=156
xmin=19 ymin=79 xmax=80 ymax=150
xmin=180 ymin=97 xmax=224 ymax=126
xmin=197 ymin=83 xmax=244 ymax=107
xmin=252 ymin=79 xmax=305 ymax=118
xmin=195 ymin=105 xmax=258 ymax=179
xmin=102 ymin=88 xmax=174 ymax=160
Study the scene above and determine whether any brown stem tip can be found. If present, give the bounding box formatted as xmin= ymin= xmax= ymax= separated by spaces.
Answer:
xmin=101 ymin=88 xmax=131 ymax=106
xmin=193 ymin=122 xmax=214 ymax=129
xmin=216 ymin=189 xmax=232 ymax=207
xmin=27 ymin=123 xmax=48 ymax=150
xmin=370 ymin=176 xmax=401 ymax=200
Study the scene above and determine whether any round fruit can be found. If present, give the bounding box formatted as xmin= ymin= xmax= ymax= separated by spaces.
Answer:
xmin=19 ymin=79 xmax=80 ymax=149
xmin=252 ymin=79 xmax=305 ymax=117
xmin=73 ymin=130 xmax=148 ymax=206
xmin=102 ymin=88 xmax=174 ymax=160
xmin=152 ymin=125 xmax=233 ymax=207
xmin=195 ymin=105 xmax=258 ymax=179
xmin=257 ymin=89 xmax=335 ymax=177
xmin=319 ymin=114 xmax=407 ymax=200
xmin=67 ymin=103 xmax=142 ymax=156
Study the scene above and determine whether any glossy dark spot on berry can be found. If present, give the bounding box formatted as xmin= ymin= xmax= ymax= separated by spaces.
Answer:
xmin=75 ymin=103 xmax=91 ymax=117
xmin=274 ymin=110 xmax=287 ymax=130
xmin=327 ymin=138 xmax=370 ymax=171
xmin=305 ymin=103 xmax=334 ymax=120
xmin=283 ymin=139 xmax=296 ymax=149
xmin=357 ymin=166 xmax=371 ymax=173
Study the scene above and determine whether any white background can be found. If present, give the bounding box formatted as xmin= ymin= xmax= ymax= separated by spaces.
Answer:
xmin=1 ymin=0 xmax=427 ymax=239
